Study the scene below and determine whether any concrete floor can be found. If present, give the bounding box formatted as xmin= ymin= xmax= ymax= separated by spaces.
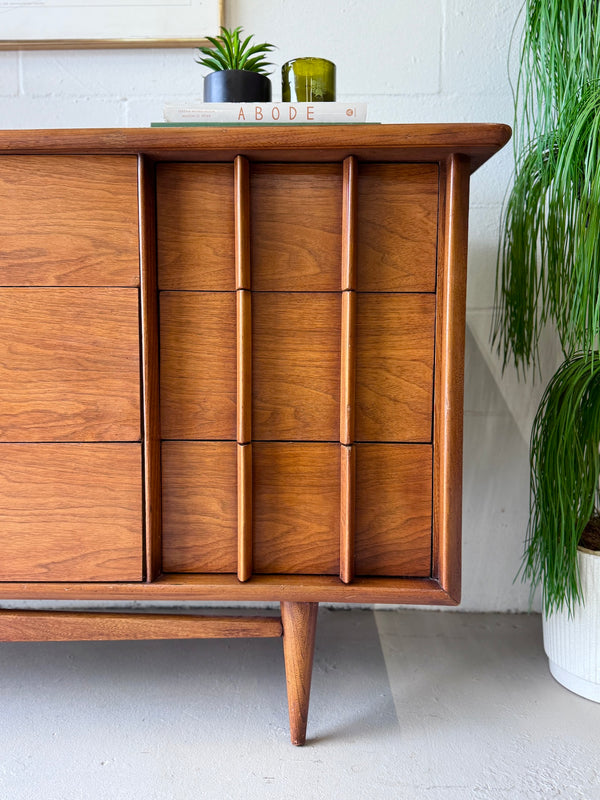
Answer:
xmin=0 ymin=609 xmax=598 ymax=800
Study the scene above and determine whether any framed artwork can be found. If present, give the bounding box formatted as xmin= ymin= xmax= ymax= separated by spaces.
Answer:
xmin=0 ymin=0 xmax=222 ymax=49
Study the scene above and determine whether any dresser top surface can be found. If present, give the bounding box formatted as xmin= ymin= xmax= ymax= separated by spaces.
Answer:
xmin=0 ymin=123 xmax=511 ymax=172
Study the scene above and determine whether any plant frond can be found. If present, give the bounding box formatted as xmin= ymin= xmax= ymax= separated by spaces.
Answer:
xmin=195 ymin=26 xmax=275 ymax=73
xmin=522 ymin=351 xmax=600 ymax=614
xmin=496 ymin=2 xmax=600 ymax=611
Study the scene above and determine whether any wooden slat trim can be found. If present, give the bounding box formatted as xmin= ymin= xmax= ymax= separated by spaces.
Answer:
xmin=0 ymin=575 xmax=458 ymax=605
xmin=339 ymin=444 xmax=356 ymax=583
xmin=432 ymin=154 xmax=470 ymax=603
xmin=237 ymin=289 xmax=252 ymax=444
xmin=340 ymin=154 xmax=357 ymax=447
xmin=138 ymin=155 xmax=162 ymax=582
xmin=340 ymin=289 xmax=356 ymax=445
xmin=237 ymin=442 xmax=253 ymax=582
xmin=341 ymin=155 xmax=357 ymax=291
xmin=234 ymin=155 xmax=251 ymax=290
xmin=0 ymin=610 xmax=282 ymax=642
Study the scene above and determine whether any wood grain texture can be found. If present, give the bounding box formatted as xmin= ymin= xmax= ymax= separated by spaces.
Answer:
xmin=160 ymin=291 xmax=236 ymax=440
xmin=234 ymin=155 xmax=251 ymax=290
xmin=432 ymin=155 xmax=470 ymax=603
xmin=357 ymin=163 xmax=438 ymax=292
xmin=237 ymin=443 xmax=253 ymax=582
xmin=355 ymin=444 xmax=432 ymax=577
xmin=253 ymin=443 xmax=340 ymax=575
xmin=0 ymin=155 xmax=139 ymax=286
xmin=252 ymin=293 xmax=341 ymax=441
xmin=0 ymin=574 xmax=458 ymax=605
xmin=340 ymin=290 xmax=356 ymax=445
xmin=0 ymin=611 xmax=282 ymax=642
xmin=161 ymin=441 xmax=237 ymax=573
xmin=281 ymin=601 xmax=318 ymax=746
xmin=138 ymin=155 xmax=162 ymax=581
xmin=156 ymin=163 xmax=235 ymax=290
xmin=250 ymin=163 xmax=342 ymax=291
xmin=340 ymin=444 xmax=356 ymax=584
xmin=0 ymin=126 xmax=506 ymax=613
xmin=355 ymin=293 xmax=435 ymax=442
xmin=0 ymin=125 xmax=512 ymax=174
xmin=0 ymin=288 xmax=140 ymax=442
xmin=0 ymin=443 xmax=142 ymax=581
xmin=341 ymin=156 xmax=358 ymax=291
xmin=237 ymin=289 xmax=252 ymax=444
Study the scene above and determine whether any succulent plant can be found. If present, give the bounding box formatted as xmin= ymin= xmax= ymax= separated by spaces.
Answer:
xmin=196 ymin=26 xmax=275 ymax=75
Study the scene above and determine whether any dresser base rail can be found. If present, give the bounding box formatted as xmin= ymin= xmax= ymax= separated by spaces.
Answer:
xmin=0 ymin=601 xmax=319 ymax=746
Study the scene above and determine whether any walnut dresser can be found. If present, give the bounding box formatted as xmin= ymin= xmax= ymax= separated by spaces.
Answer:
xmin=0 ymin=125 xmax=510 ymax=745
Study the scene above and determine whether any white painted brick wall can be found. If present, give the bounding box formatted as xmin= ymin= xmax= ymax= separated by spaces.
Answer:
xmin=0 ymin=0 xmax=539 ymax=611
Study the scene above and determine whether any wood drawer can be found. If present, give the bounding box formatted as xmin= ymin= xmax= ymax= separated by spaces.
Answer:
xmin=162 ymin=441 xmax=237 ymax=573
xmin=356 ymin=293 xmax=435 ymax=442
xmin=156 ymin=162 xmax=438 ymax=294
xmin=160 ymin=442 xmax=432 ymax=579
xmin=0 ymin=156 xmax=139 ymax=286
xmin=0 ymin=443 xmax=142 ymax=581
xmin=252 ymin=292 xmax=341 ymax=441
xmin=160 ymin=291 xmax=237 ymax=440
xmin=253 ymin=443 xmax=340 ymax=575
xmin=357 ymin=163 xmax=438 ymax=292
xmin=355 ymin=443 xmax=432 ymax=577
xmin=251 ymin=164 xmax=343 ymax=291
xmin=156 ymin=164 xmax=235 ymax=291
xmin=0 ymin=288 xmax=141 ymax=442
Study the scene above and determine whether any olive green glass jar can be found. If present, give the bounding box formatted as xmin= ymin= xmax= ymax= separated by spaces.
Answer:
xmin=281 ymin=58 xmax=336 ymax=102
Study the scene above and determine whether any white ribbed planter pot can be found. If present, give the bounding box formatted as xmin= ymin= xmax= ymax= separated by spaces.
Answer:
xmin=543 ymin=547 xmax=600 ymax=702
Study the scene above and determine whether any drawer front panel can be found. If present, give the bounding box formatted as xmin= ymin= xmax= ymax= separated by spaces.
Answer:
xmin=162 ymin=441 xmax=237 ymax=573
xmin=0 ymin=443 xmax=142 ymax=581
xmin=153 ymin=158 xmax=442 ymax=587
xmin=0 ymin=155 xmax=139 ymax=287
xmin=156 ymin=163 xmax=235 ymax=291
xmin=355 ymin=293 xmax=435 ymax=442
xmin=0 ymin=288 xmax=141 ymax=442
xmin=252 ymin=292 xmax=341 ymax=441
xmin=253 ymin=443 xmax=340 ymax=575
xmin=355 ymin=444 xmax=432 ymax=577
xmin=160 ymin=291 xmax=236 ymax=440
xmin=357 ymin=163 xmax=438 ymax=292
xmin=251 ymin=164 xmax=343 ymax=291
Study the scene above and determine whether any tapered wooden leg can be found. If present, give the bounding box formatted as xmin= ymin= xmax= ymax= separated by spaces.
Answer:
xmin=281 ymin=601 xmax=318 ymax=746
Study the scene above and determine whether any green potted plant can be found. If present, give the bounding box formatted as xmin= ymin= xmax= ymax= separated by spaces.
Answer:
xmin=494 ymin=1 xmax=600 ymax=700
xmin=196 ymin=25 xmax=275 ymax=103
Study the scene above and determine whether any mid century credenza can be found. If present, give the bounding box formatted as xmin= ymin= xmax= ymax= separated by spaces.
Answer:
xmin=0 ymin=125 xmax=510 ymax=744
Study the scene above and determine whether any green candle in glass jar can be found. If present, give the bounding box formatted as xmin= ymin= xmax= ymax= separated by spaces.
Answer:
xmin=281 ymin=58 xmax=336 ymax=102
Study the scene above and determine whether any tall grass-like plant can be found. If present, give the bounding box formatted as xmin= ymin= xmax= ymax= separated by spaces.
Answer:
xmin=495 ymin=1 xmax=600 ymax=612
xmin=524 ymin=353 xmax=600 ymax=614
xmin=496 ymin=83 xmax=600 ymax=370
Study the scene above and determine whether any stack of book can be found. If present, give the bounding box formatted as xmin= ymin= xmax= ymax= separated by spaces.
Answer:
xmin=154 ymin=101 xmax=368 ymax=126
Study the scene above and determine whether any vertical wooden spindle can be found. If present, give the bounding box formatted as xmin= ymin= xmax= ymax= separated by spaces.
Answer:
xmin=236 ymin=288 xmax=252 ymax=444
xmin=341 ymin=155 xmax=357 ymax=292
xmin=340 ymin=156 xmax=357 ymax=583
xmin=237 ymin=442 xmax=252 ymax=582
xmin=340 ymin=289 xmax=356 ymax=445
xmin=235 ymin=155 xmax=253 ymax=581
xmin=138 ymin=155 xmax=162 ymax=582
xmin=234 ymin=155 xmax=251 ymax=290
xmin=340 ymin=444 xmax=355 ymax=584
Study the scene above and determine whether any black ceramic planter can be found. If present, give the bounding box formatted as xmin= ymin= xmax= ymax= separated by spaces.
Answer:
xmin=204 ymin=70 xmax=272 ymax=102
